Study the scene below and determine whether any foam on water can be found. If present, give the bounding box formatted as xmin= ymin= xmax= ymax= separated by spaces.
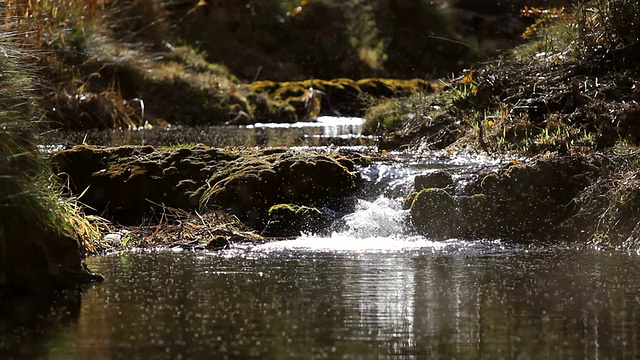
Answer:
xmin=255 ymin=234 xmax=458 ymax=253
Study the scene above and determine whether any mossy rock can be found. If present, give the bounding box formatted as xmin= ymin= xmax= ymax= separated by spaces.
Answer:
xmin=454 ymin=155 xmax=597 ymax=242
xmin=53 ymin=145 xmax=358 ymax=229
xmin=262 ymin=204 xmax=328 ymax=238
xmin=410 ymin=188 xmax=457 ymax=239
xmin=197 ymin=149 xmax=358 ymax=228
xmin=248 ymin=78 xmax=436 ymax=118
xmin=53 ymin=144 xmax=240 ymax=223
xmin=414 ymin=171 xmax=454 ymax=192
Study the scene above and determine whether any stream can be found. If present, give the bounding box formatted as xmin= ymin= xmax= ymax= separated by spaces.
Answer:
xmin=4 ymin=118 xmax=640 ymax=359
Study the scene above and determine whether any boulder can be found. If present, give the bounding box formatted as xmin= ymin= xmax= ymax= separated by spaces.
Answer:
xmin=53 ymin=145 xmax=359 ymax=229
xmin=414 ymin=171 xmax=455 ymax=192
xmin=1 ymin=221 xmax=102 ymax=294
xmin=197 ymin=148 xmax=358 ymax=227
xmin=410 ymin=155 xmax=597 ymax=242
xmin=410 ymin=188 xmax=457 ymax=239
xmin=262 ymin=204 xmax=329 ymax=238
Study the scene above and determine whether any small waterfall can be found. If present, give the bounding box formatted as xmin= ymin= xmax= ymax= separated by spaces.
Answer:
xmin=337 ymin=197 xmax=408 ymax=238
xmin=256 ymin=152 xmax=506 ymax=252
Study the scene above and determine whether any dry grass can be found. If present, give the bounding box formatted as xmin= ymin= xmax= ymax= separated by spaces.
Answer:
xmin=98 ymin=205 xmax=263 ymax=251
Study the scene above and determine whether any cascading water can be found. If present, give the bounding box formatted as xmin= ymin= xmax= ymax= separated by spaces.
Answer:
xmin=257 ymin=152 xmax=506 ymax=252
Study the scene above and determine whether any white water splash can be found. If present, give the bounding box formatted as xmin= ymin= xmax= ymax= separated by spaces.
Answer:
xmin=338 ymin=197 xmax=408 ymax=238
xmin=254 ymin=195 xmax=467 ymax=252
xmin=250 ymin=153 xmax=511 ymax=253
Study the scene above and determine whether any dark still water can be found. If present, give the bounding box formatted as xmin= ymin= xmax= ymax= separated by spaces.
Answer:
xmin=3 ymin=242 xmax=640 ymax=359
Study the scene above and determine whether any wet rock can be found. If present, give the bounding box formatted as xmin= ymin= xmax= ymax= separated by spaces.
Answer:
xmin=205 ymin=228 xmax=260 ymax=250
xmin=53 ymin=145 xmax=358 ymax=229
xmin=410 ymin=155 xmax=597 ymax=242
xmin=1 ymin=224 xmax=103 ymax=293
xmin=53 ymin=145 xmax=238 ymax=223
xmin=197 ymin=149 xmax=358 ymax=228
xmin=461 ymin=156 xmax=595 ymax=241
xmin=414 ymin=171 xmax=455 ymax=192
xmin=262 ymin=204 xmax=329 ymax=238
xmin=410 ymin=188 xmax=457 ymax=239
xmin=206 ymin=236 xmax=230 ymax=250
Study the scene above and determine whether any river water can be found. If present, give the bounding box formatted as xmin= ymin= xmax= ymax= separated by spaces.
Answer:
xmin=3 ymin=244 xmax=640 ymax=359
xmin=41 ymin=116 xmax=371 ymax=148
xmin=5 ymin=118 xmax=640 ymax=359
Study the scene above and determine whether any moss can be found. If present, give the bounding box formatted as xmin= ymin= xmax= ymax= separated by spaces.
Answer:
xmin=264 ymin=203 xmax=326 ymax=238
xmin=268 ymin=204 xmax=323 ymax=217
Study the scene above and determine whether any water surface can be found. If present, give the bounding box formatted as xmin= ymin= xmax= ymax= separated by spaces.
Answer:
xmin=40 ymin=116 xmax=370 ymax=148
xmin=2 ymin=243 xmax=640 ymax=359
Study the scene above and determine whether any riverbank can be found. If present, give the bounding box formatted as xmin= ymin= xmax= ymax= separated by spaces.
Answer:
xmin=35 ymin=2 xmax=640 ymax=253
xmin=0 ymin=40 xmax=102 ymax=294
xmin=364 ymin=2 xmax=640 ymax=249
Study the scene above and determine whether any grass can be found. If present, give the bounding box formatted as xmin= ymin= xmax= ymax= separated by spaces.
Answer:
xmin=1 ymin=0 xmax=273 ymax=130
xmin=373 ymin=1 xmax=640 ymax=155
xmin=0 ymin=27 xmax=104 ymax=262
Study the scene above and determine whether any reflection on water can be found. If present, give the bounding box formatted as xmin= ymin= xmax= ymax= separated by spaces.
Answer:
xmin=40 ymin=116 xmax=371 ymax=148
xmin=0 ymin=290 xmax=82 ymax=359
xmin=4 ymin=245 xmax=640 ymax=359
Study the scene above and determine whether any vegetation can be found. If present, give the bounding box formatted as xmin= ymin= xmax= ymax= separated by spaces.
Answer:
xmin=0 ymin=40 xmax=96 ymax=244
xmin=373 ymin=0 xmax=640 ymax=153
xmin=0 ymin=34 xmax=103 ymax=291
xmin=368 ymin=0 xmax=640 ymax=250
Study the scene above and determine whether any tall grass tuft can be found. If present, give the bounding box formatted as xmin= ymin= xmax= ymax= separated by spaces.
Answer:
xmin=3 ymin=0 xmax=108 ymax=45
xmin=0 ymin=27 xmax=102 ymax=259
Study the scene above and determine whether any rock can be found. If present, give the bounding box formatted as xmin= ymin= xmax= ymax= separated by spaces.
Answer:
xmin=205 ymin=236 xmax=230 ymax=250
xmin=53 ymin=145 xmax=359 ymax=229
xmin=262 ymin=204 xmax=329 ymax=238
xmin=249 ymin=78 xmax=434 ymax=118
xmin=1 ymin=224 xmax=103 ymax=293
xmin=461 ymin=156 xmax=595 ymax=241
xmin=197 ymin=148 xmax=358 ymax=228
xmin=410 ymin=155 xmax=598 ymax=243
xmin=53 ymin=144 xmax=239 ymax=223
xmin=414 ymin=171 xmax=455 ymax=192
xmin=410 ymin=188 xmax=457 ymax=239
